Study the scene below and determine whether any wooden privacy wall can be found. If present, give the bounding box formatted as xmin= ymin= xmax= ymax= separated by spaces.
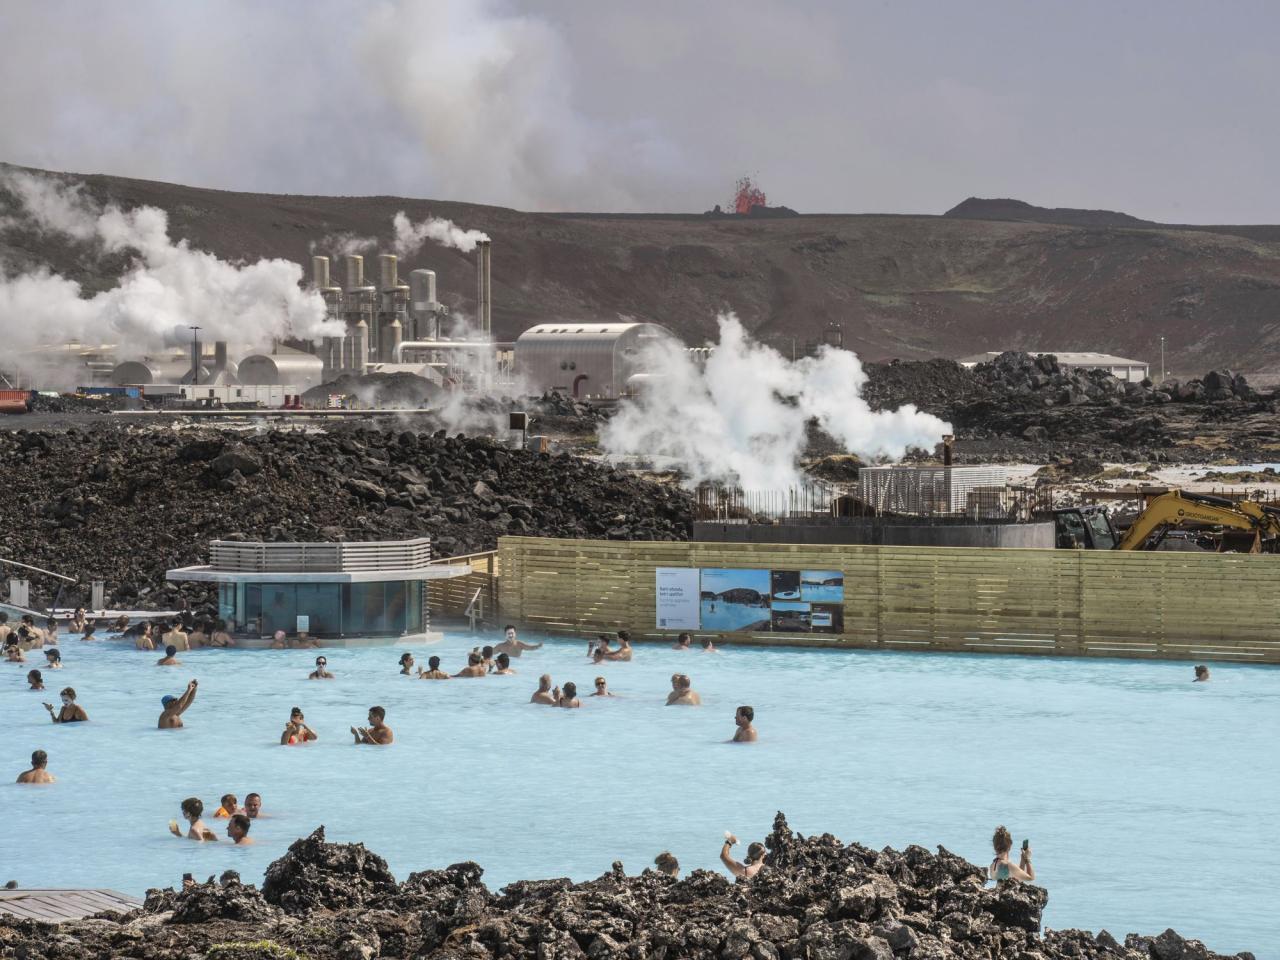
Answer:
xmin=497 ymin=537 xmax=1280 ymax=663
xmin=427 ymin=552 xmax=499 ymax=619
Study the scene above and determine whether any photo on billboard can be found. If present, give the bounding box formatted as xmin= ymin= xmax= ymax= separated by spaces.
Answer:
xmin=801 ymin=570 xmax=844 ymax=604
xmin=770 ymin=569 xmax=802 ymax=601
xmin=809 ymin=603 xmax=844 ymax=633
xmin=700 ymin=568 xmax=772 ymax=632
xmin=770 ymin=599 xmax=811 ymax=632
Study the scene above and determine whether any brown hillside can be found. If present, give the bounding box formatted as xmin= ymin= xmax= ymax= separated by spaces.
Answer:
xmin=4 ymin=164 xmax=1280 ymax=375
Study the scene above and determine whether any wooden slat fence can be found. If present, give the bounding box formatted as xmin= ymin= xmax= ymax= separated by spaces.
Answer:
xmin=497 ymin=537 xmax=1280 ymax=663
xmin=427 ymin=551 xmax=499 ymax=620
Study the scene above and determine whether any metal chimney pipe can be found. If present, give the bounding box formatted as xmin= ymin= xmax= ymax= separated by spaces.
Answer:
xmin=312 ymin=256 xmax=331 ymax=290
xmin=476 ymin=239 xmax=492 ymax=338
xmin=379 ymin=253 xmax=398 ymax=291
xmin=214 ymin=341 xmax=227 ymax=373
xmin=344 ymin=254 xmax=364 ymax=291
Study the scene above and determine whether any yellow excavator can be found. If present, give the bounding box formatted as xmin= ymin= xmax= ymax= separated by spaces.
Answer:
xmin=1053 ymin=490 xmax=1280 ymax=552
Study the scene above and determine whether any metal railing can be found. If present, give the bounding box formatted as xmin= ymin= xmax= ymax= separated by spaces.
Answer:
xmin=208 ymin=538 xmax=433 ymax=573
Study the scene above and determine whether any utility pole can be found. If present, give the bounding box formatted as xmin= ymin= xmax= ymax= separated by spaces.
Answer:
xmin=189 ymin=325 xmax=202 ymax=386
xmin=1159 ymin=335 xmax=1166 ymax=381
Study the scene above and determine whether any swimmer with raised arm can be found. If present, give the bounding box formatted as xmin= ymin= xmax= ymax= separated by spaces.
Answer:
xmin=732 ymin=705 xmax=757 ymax=742
xmin=720 ymin=834 xmax=766 ymax=879
xmin=281 ymin=707 xmax=318 ymax=745
xmin=418 ymin=656 xmax=450 ymax=679
xmin=988 ymin=826 xmax=1035 ymax=882
xmin=309 ymin=656 xmax=333 ymax=679
xmin=530 ymin=674 xmax=557 ymax=705
xmin=494 ymin=624 xmax=542 ymax=658
xmin=351 ymin=705 xmax=393 ymax=744
xmin=158 ymin=680 xmax=198 ymax=729
xmin=44 ymin=687 xmax=88 ymax=723
xmin=16 ymin=750 xmax=54 ymax=784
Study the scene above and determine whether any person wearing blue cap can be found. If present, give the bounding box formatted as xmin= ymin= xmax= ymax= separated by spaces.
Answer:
xmin=158 ymin=679 xmax=198 ymax=729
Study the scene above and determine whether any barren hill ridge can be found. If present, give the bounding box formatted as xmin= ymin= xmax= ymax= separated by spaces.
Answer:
xmin=3 ymin=162 xmax=1280 ymax=375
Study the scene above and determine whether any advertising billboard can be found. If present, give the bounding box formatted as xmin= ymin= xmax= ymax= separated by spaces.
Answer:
xmin=655 ymin=567 xmax=844 ymax=634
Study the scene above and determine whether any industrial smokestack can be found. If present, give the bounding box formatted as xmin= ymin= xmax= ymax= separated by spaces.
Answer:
xmin=475 ymin=239 xmax=492 ymax=339
xmin=190 ymin=336 xmax=201 ymax=386
xmin=344 ymin=254 xmax=365 ymax=291
xmin=312 ymin=255 xmax=331 ymax=290
xmin=378 ymin=253 xmax=398 ymax=291
xmin=214 ymin=341 xmax=227 ymax=373
xmin=942 ymin=434 xmax=954 ymax=467
xmin=409 ymin=269 xmax=438 ymax=341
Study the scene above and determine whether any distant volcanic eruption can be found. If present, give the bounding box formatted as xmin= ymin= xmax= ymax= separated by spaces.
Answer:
xmin=732 ymin=176 xmax=768 ymax=215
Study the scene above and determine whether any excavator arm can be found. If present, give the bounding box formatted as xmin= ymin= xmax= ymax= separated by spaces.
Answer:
xmin=1117 ymin=490 xmax=1280 ymax=550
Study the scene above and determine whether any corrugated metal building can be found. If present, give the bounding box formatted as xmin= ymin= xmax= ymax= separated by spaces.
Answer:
xmin=514 ymin=322 xmax=673 ymax=399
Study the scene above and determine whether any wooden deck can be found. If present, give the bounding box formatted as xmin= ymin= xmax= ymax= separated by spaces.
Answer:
xmin=0 ymin=888 xmax=142 ymax=922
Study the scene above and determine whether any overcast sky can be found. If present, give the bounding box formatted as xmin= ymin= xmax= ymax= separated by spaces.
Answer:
xmin=0 ymin=0 xmax=1275 ymax=221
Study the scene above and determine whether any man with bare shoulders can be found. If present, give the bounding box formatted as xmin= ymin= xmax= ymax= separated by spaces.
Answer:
xmin=351 ymin=705 xmax=393 ymax=744
xmin=453 ymin=653 xmax=487 ymax=678
xmin=159 ymin=680 xmax=198 ymax=728
xmin=226 ymin=814 xmax=254 ymax=845
xmin=672 ymin=632 xmax=692 ymax=650
xmin=16 ymin=750 xmax=54 ymax=784
xmin=604 ymin=631 xmax=633 ymax=661
xmin=494 ymin=624 xmax=542 ymax=658
xmin=530 ymin=674 xmax=557 ymax=705
xmin=162 ymin=621 xmax=190 ymax=652
xmin=666 ymin=674 xmax=701 ymax=706
xmin=418 ymin=655 xmax=450 ymax=679
xmin=732 ymin=705 xmax=757 ymax=742
xmin=157 ymin=644 xmax=181 ymax=666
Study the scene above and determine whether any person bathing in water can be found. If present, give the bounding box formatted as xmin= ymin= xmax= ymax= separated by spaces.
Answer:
xmin=351 ymin=705 xmax=393 ymax=744
xmin=281 ymin=707 xmax=318 ymax=745
xmin=157 ymin=645 xmax=181 ymax=666
xmin=44 ymin=687 xmax=88 ymax=723
xmin=673 ymin=632 xmax=692 ymax=650
xmin=731 ymin=705 xmax=757 ymax=742
xmin=454 ymin=653 xmax=487 ymax=678
xmin=603 ymin=631 xmax=633 ymax=661
xmin=720 ymin=834 xmax=765 ymax=879
xmin=170 ymin=797 xmax=218 ymax=841
xmin=530 ymin=674 xmax=558 ymax=705
xmin=494 ymin=625 xmax=542 ymax=658
xmin=557 ymin=681 xmax=581 ymax=708
xmin=398 ymin=652 xmax=415 ymax=675
xmin=492 ymin=653 xmax=516 ymax=675
xmin=988 ymin=826 xmax=1035 ymax=882
xmin=418 ymin=656 xmax=450 ymax=679
xmin=226 ymin=813 xmax=254 ymax=845
xmin=158 ymin=680 xmax=198 ymax=729
xmin=16 ymin=750 xmax=55 ymax=784
xmin=309 ymin=656 xmax=333 ymax=680
xmin=27 ymin=669 xmax=44 ymax=691
xmin=213 ymin=794 xmax=241 ymax=817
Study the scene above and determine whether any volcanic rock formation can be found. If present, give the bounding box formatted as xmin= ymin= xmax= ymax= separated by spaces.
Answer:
xmin=0 ymin=817 xmax=1250 ymax=959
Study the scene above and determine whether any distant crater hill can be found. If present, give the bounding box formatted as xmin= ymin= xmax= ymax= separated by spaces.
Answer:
xmin=4 ymin=162 xmax=1280 ymax=375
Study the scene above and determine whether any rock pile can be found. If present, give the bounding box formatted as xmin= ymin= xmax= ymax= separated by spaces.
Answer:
xmin=0 ymin=817 xmax=1250 ymax=959
xmin=0 ymin=424 xmax=691 ymax=609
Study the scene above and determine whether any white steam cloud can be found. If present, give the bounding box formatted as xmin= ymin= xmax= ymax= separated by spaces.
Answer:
xmin=0 ymin=172 xmax=338 ymax=354
xmin=601 ymin=314 xmax=951 ymax=490
xmin=392 ymin=211 xmax=489 ymax=256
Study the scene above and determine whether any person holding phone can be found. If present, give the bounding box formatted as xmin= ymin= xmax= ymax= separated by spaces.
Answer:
xmin=988 ymin=825 xmax=1035 ymax=882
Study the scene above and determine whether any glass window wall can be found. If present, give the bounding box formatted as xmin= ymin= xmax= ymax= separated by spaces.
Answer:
xmin=221 ymin=580 xmax=422 ymax=638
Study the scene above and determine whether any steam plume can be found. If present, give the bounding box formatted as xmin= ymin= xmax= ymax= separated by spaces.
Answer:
xmin=0 ymin=172 xmax=338 ymax=354
xmin=392 ymin=211 xmax=489 ymax=256
xmin=601 ymin=314 xmax=951 ymax=490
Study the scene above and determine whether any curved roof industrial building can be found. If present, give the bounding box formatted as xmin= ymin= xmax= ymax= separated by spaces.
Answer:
xmin=514 ymin=322 xmax=674 ymax=399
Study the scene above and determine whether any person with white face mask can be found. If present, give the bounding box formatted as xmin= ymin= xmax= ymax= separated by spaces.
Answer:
xmin=43 ymin=687 xmax=88 ymax=722
xmin=493 ymin=624 xmax=542 ymax=658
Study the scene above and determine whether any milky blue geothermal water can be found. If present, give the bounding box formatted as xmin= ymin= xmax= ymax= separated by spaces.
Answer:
xmin=3 ymin=634 xmax=1274 ymax=957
